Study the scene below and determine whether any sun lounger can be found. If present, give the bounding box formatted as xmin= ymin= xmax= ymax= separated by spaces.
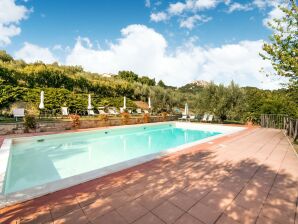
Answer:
xmin=88 ymin=109 xmax=95 ymax=116
xmin=144 ymin=110 xmax=149 ymax=114
xmin=189 ymin=115 xmax=196 ymax=121
xmin=108 ymin=108 xmax=119 ymax=116
xmin=178 ymin=115 xmax=188 ymax=121
xmin=61 ymin=107 xmax=69 ymax=116
xmin=201 ymin=113 xmax=209 ymax=122
xmin=13 ymin=108 xmax=25 ymax=121
xmin=98 ymin=109 xmax=107 ymax=115
xmin=136 ymin=108 xmax=142 ymax=114
xmin=207 ymin=115 xmax=214 ymax=122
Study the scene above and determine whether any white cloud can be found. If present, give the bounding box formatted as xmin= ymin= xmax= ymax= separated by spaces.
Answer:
xmin=65 ymin=24 xmax=279 ymax=89
xmin=168 ymin=2 xmax=187 ymax=15
xmin=180 ymin=15 xmax=212 ymax=29
xmin=15 ymin=42 xmax=58 ymax=63
xmin=193 ymin=0 xmax=218 ymax=10
xmin=227 ymin=3 xmax=253 ymax=13
xmin=0 ymin=0 xmax=31 ymax=45
xmin=262 ymin=4 xmax=285 ymax=28
xmin=150 ymin=12 xmax=168 ymax=22
xmin=151 ymin=0 xmax=221 ymax=29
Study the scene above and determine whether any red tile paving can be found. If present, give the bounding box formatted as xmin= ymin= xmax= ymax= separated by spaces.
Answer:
xmin=0 ymin=127 xmax=298 ymax=224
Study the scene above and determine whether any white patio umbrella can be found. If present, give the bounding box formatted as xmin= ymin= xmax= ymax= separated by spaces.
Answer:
xmin=87 ymin=94 xmax=93 ymax=110
xmin=39 ymin=91 xmax=45 ymax=109
xmin=184 ymin=103 xmax=189 ymax=116
xmin=148 ymin=97 xmax=151 ymax=109
xmin=123 ymin=96 xmax=127 ymax=109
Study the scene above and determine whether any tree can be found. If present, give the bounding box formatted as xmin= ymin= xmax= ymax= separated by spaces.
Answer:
xmin=0 ymin=50 xmax=14 ymax=62
xmin=117 ymin=71 xmax=139 ymax=82
xmin=157 ymin=80 xmax=166 ymax=87
xmin=260 ymin=0 xmax=298 ymax=87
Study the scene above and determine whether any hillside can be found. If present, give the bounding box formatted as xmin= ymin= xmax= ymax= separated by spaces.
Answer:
xmin=0 ymin=50 xmax=297 ymax=122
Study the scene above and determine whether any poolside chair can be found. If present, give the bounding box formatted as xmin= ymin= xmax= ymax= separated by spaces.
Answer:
xmin=61 ymin=107 xmax=69 ymax=117
xmin=144 ymin=110 xmax=149 ymax=114
xmin=178 ymin=114 xmax=188 ymax=121
xmin=136 ymin=108 xmax=142 ymax=114
xmin=98 ymin=109 xmax=107 ymax=115
xmin=13 ymin=108 xmax=25 ymax=121
xmin=201 ymin=113 xmax=209 ymax=122
xmin=108 ymin=108 xmax=119 ymax=116
xmin=120 ymin=107 xmax=124 ymax=113
xmin=87 ymin=109 xmax=95 ymax=116
xmin=189 ymin=115 xmax=196 ymax=122
xmin=207 ymin=115 xmax=214 ymax=122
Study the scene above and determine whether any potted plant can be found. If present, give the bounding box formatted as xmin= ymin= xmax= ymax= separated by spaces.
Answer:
xmin=121 ymin=112 xmax=130 ymax=125
xmin=24 ymin=114 xmax=37 ymax=133
xmin=69 ymin=114 xmax=80 ymax=129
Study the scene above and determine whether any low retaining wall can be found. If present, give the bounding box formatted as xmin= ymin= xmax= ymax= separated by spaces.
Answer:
xmin=0 ymin=115 xmax=178 ymax=135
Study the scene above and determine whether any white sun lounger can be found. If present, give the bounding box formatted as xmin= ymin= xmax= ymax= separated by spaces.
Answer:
xmin=61 ymin=107 xmax=69 ymax=116
xmin=136 ymin=108 xmax=142 ymax=114
xmin=13 ymin=108 xmax=25 ymax=121
xmin=108 ymin=108 xmax=119 ymax=116
xmin=207 ymin=115 xmax=214 ymax=122
xmin=201 ymin=113 xmax=209 ymax=122
xmin=98 ymin=109 xmax=107 ymax=115
xmin=88 ymin=109 xmax=95 ymax=116
xmin=178 ymin=115 xmax=188 ymax=121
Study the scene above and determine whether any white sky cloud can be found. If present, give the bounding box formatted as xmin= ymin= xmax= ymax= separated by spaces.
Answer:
xmin=0 ymin=0 xmax=31 ymax=45
xmin=180 ymin=15 xmax=212 ymax=29
xmin=62 ymin=24 xmax=279 ymax=89
xmin=150 ymin=0 xmax=219 ymax=28
xmin=150 ymin=12 xmax=168 ymax=22
xmin=15 ymin=42 xmax=58 ymax=63
xmin=262 ymin=4 xmax=285 ymax=28
xmin=227 ymin=3 xmax=253 ymax=13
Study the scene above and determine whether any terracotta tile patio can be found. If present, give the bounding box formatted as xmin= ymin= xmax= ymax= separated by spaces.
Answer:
xmin=0 ymin=127 xmax=298 ymax=224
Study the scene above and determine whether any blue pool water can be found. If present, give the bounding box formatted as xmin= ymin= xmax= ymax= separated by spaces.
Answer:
xmin=4 ymin=124 xmax=221 ymax=194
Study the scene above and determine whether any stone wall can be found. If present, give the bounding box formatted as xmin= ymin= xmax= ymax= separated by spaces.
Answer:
xmin=0 ymin=115 xmax=178 ymax=135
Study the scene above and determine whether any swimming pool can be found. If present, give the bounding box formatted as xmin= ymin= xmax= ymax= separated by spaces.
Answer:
xmin=0 ymin=122 xmax=245 ymax=207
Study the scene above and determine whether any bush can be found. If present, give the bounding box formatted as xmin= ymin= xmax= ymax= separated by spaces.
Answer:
xmin=98 ymin=114 xmax=109 ymax=123
xmin=69 ymin=114 xmax=80 ymax=128
xmin=121 ymin=112 xmax=130 ymax=125
xmin=143 ymin=113 xmax=150 ymax=123
xmin=161 ymin=112 xmax=168 ymax=121
xmin=24 ymin=114 xmax=37 ymax=130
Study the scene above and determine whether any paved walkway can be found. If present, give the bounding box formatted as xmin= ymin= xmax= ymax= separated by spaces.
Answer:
xmin=0 ymin=128 xmax=297 ymax=224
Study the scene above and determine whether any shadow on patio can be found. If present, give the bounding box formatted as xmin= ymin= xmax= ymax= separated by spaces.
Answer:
xmin=0 ymin=128 xmax=297 ymax=224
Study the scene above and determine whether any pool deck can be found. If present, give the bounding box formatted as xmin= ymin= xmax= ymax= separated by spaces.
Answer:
xmin=0 ymin=127 xmax=297 ymax=224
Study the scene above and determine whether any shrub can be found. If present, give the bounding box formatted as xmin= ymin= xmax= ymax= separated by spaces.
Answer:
xmin=161 ymin=112 xmax=168 ymax=121
xmin=121 ymin=112 xmax=130 ymax=125
xmin=69 ymin=114 xmax=80 ymax=128
xmin=98 ymin=114 xmax=109 ymax=122
xmin=143 ymin=113 xmax=150 ymax=123
xmin=24 ymin=114 xmax=37 ymax=130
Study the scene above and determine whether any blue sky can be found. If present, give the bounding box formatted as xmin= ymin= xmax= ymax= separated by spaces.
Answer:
xmin=0 ymin=0 xmax=287 ymax=88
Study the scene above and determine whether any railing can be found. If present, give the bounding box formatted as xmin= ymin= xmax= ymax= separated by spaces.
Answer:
xmin=260 ymin=114 xmax=298 ymax=142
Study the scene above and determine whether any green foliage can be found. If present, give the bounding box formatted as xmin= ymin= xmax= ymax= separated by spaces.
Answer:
xmin=24 ymin=114 xmax=37 ymax=130
xmin=69 ymin=114 xmax=80 ymax=128
xmin=0 ymin=50 xmax=14 ymax=62
xmin=260 ymin=0 xmax=298 ymax=88
xmin=117 ymin=70 xmax=156 ymax=86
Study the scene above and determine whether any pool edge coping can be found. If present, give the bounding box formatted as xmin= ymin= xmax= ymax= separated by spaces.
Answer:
xmin=0 ymin=122 xmax=247 ymax=208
